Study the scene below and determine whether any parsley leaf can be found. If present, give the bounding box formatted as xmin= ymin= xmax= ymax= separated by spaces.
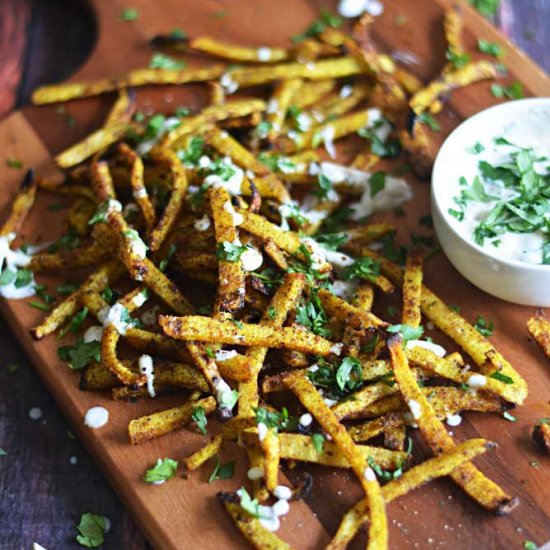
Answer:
xmin=0 ymin=448 xmax=7 ymax=456
xmin=313 ymin=174 xmax=333 ymax=200
xmin=59 ymin=307 xmax=88 ymax=339
xmin=417 ymin=112 xmax=440 ymax=131
xmin=216 ymin=241 xmax=249 ymax=262
xmin=523 ymin=541 xmax=538 ymax=550
xmin=120 ymin=8 xmax=139 ymax=21
xmin=296 ymin=291 xmax=331 ymax=338
xmin=490 ymin=82 xmax=524 ymax=99
xmin=387 ymin=324 xmax=424 ymax=344
xmin=489 ymin=371 xmax=514 ymax=384
xmin=311 ymin=433 xmax=325 ymax=452
xmin=143 ymin=458 xmax=178 ymax=483
xmin=178 ymin=136 xmax=205 ymax=165
xmin=191 ymin=406 xmax=208 ymax=435
xmin=369 ymin=171 xmax=386 ymax=198
xmin=291 ymin=9 xmax=342 ymax=43
xmin=342 ymin=257 xmax=381 ymax=283
xmin=238 ymin=487 xmax=267 ymax=519
xmin=474 ymin=315 xmax=494 ymax=337
xmin=478 ymin=39 xmax=503 ymax=57
xmin=308 ymin=356 xmax=363 ymax=400
xmin=6 ymin=158 xmax=23 ymax=169
xmin=58 ymin=339 xmax=101 ymax=370
xmin=255 ymin=407 xmax=298 ymax=432
xmin=468 ymin=0 xmax=500 ymax=17
xmin=76 ymin=513 xmax=108 ymax=548
xmin=314 ymin=232 xmax=347 ymax=251
xmin=149 ymin=53 xmax=187 ymax=70
xmin=208 ymin=456 xmax=235 ymax=483
xmin=446 ymin=48 xmax=471 ymax=69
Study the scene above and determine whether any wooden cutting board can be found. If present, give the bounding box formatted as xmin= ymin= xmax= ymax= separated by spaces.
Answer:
xmin=1 ymin=0 xmax=549 ymax=548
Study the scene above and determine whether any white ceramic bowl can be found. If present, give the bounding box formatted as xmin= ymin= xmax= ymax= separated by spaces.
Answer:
xmin=431 ymin=98 xmax=550 ymax=306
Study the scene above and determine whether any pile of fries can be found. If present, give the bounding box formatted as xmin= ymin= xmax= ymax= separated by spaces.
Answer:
xmin=1 ymin=7 xmax=530 ymax=548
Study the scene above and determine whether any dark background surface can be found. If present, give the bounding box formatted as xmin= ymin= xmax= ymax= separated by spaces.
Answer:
xmin=0 ymin=0 xmax=548 ymax=549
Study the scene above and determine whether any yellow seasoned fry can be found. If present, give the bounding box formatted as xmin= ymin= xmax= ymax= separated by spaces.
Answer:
xmin=128 ymin=396 xmax=216 ymax=445
xmin=283 ymin=372 xmax=388 ymax=549
xmin=160 ymin=315 xmax=336 ymax=355
xmin=148 ymin=147 xmax=188 ymax=251
xmin=260 ymin=429 xmax=280 ymax=493
xmin=184 ymin=436 xmax=223 ymax=471
xmin=32 ymin=65 xmax=226 ymax=104
xmin=358 ymin=248 xmax=528 ymax=405
xmin=266 ymin=78 xmax=303 ymax=140
xmin=351 ymin=282 xmax=374 ymax=311
xmin=37 ymin=177 xmax=96 ymax=202
xmin=262 ymin=239 xmax=289 ymax=271
xmin=332 ymin=382 xmax=399 ymax=421
xmin=443 ymin=4 xmax=465 ymax=75
xmin=106 ymin=209 xmax=194 ymax=314
xmin=410 ymin=61 xmax=498 ymax=115
xmin=118 ymin=143 xmax=156 ymax=233
xmin=406 ymin=346 xmax=519 ymax=404
xmin=175 ymin=252 xmax=217 ymax=272
xmin=276 ymin=110 xmax=376 ymax=154
xmin=160 ymin=99 xmax=266 ymax=148
xmin=527 ymin=310 xmax=550 ymax=359
xmin=104 ymin=89 xmax=136 ymax=126
xmin=388 ymin=335 xmax=516 ymax=513
xmin=219 ymin=497 xmax=293 ymax=550
xmin=308 ymin=82 xmax=370 ymax=124
xmin=190 ymin=37 xmax=289 ymax=63
xmin=238 ymin=211 xmax=301 ymax=255
xmin=328 ymin=439 xmax=495 ymax=550
xmin=291 ymin=80 xmax=336 ymax=109
xmin=317 ymin=288 xmax=386 ymax=329
xmin=239 ymin=273 xmax=306 ymax=417
xmin=205 ymin=127 xmax=290 ymax=202
xmin=67 ymin=197 xmax=95 ymax=235
xmin=242 ymin=430 xmax=406 ymax=470
xmin=228 ymin=56 xmax=363 ymax=88
xmin=210 ymin=186 xmax=246 ymax=314
xmin=350 ymin=151 xmax=379 ymax=171
xmin=401 ymin=248 xmax=423 ymax=328
xmin=1 ymin=170 xmax=37 ymax=238
xmin=55 ymin=123 xmax=129 ymax=168
xmin=28 ymin=242 xmax=111 ymax=273
xmin=80 ymin=361 xmax=119 ymax=391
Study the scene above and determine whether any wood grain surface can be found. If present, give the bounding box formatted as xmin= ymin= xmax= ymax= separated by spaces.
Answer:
xmin=0 ymin=1 xmax=549 ymax=549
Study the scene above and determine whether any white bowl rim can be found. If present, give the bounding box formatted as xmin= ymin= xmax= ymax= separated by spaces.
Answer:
xmin=432 ymin=97 xmax=550 ymax=273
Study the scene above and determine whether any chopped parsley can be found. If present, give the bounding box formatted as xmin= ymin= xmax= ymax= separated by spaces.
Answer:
xmin=417 ymin=112 xmax=441 ymax=131
xmin=446 ymin=48 xmax=471 ymax=70
xmin=468 ymin=0 xmax=500 ymax=17
xmin=5 ymin=158 xmax=23 ymax=169
xmin=314 ymin=232 xmax=347 ymax=251
xmin=489 ymin=370 xmax=514 ymax=384
xmin=48 ymin=228 xmax=81 ymax=253
xmin=191 ymin=406 xmax=208 ymax=435
xmin=369 ymin=171 xmax=386 ymax=198
xmin=0 ymin=448 xmax=7 ymax=456
xmin=387 ymin=324 xmax=424 ymax=344
xmin=178 ymin=136 xmax=205 ymax=165
xmin=358 ymin=119 xmax=401 ymax=158
xmin=308 ymin=356 xmax=363 ymax=400
xmin=474 ymin=315 xmax=494 ymax=337
xmin=490 ymin=82 xmax=524 ymax=99
xmin=0 ymin=267 xmax=33 ymax=288
xmin=238 ymin=487 xmax=266 ymax=519
xmin=296 ymin=291 xmax=331 ymax=338
xmin=216 ymin=241 xmax=249 ymax=262
xmin=254 ymin=120 xmax=273 ymax=139
xmin=311 ymin=433 xmax=325 ymax=452
xmin=149 ymin=53 xmax=187 ymax=70
xmin=523 ymin=541 xmax=538 ymax=550
xmin=291 ymin=9 xmax=342 ymax=43
xmin=478 ymin=38 xmax=503 ymax=57
xmin=143 ymin=458 xmax=178 ymax=483
xmin=255 ymin=406 xmax=299 ymax=432
xmin=76 ymin=513 xmax=108 ymax=548
xmin=159 ymin=244 xmax=177 ymax=272
xmin=267 ymin=307 xmax=276 ymax=320
xmin=120 ymin=8 xmax=139 ymax=21
xmin=258 ymin=152 xmax=296 ymax=173
xmin=59 ymin=307 xmax=88 ymax=338
xmin=58 ymin=339 xmax=101 ymax=370
xmin=209 ymin=456 xmax=235 ymax=483
xmin=467 ymin=142 xmax=485 ymax=155
xmin=342 ymin=257 xmax=381 ymax=283
xmin=313 ymin=174 xmax=333 ymax=200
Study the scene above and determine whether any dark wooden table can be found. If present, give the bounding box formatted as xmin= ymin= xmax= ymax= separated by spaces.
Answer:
xmin=0 ymin=1 xmax=548 ymax=548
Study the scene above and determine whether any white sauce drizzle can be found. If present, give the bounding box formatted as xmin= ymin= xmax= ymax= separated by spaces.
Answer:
xmin=299 ymin=413 xmax=313 ymax=427
xmin=84 ymin=406 xmax=109 ymax=429
xmin=29 ymin=407 xmax=43 ymax=420
xmin=247 ymin=466 xmax=264 ymax=480
xmin=194 ymin=214 xmax=211 ymax=232
xmin=98 ymin=303 xmax=132 ymax=335
xmin=139 ymin=354 xmax=156 ymax=398
xmin=407 ymin=399 xmax=422 ymax=420
xmin=241 ymin=247 xmax=263 ymax=271
xmin=83 ymin=325 xmax=103 ymax=343
xmin=405 ymin=339 xmax=447 ymax=357
xmin=467 ymin=374 xmax=487 ymax=388
xmin=223 ymin=200 xmax=244 ymax=226
xmin=257 ymin=47 xmax=272 ymax=61
xmin=364 ymin=466 xmax=377 ymax=482
xmin=446 ymin=413 xmax=462 ymax=427
xmin=215 ymin=349 xmax=238 ymax=362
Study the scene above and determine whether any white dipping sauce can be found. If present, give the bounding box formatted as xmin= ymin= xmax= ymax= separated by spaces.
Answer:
xmin=444 ymin=105 xmax=550 ymax=265
xmin=84 ymin=406 xmax=109 ymax=429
